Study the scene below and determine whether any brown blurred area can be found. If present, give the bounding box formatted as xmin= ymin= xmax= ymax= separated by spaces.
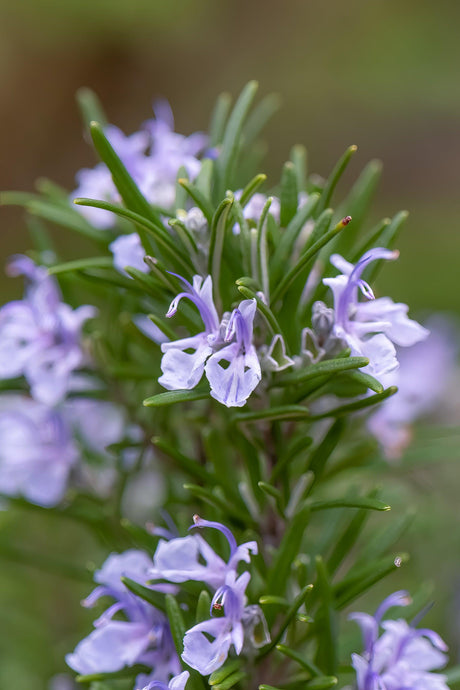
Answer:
xmin=1 ymin=0 xmax=460 ymax=305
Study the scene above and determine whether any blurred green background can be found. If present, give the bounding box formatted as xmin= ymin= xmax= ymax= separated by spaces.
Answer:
xmin=0 ymin=0 xmax=459 ymax=687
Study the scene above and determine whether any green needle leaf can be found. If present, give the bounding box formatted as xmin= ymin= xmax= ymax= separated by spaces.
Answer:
xmin=309 ymin=386 xmax=398 ymax=420
xmin=209 ymin=660 xmax=241 ymax=686
xmin=271 ymin=215 xmax=352 ymax=304
xmin=76 ymin=86 xmax=108 ymax=131
xmin=280 ymin=161 xmax=298 ymax=227
xmin=307 ymin=497 xmax=390 ymax=512
xmin=276 ymin=644 xmax=322 ymax=677
xmin=232 ymin=405 xmax=310 ymax=424
xmin=316 ymin=144 xmax=358 ymax=216
xmin=89 ymin=121 xmax=161 ymax=230
xmin=208 ymin=194 xmax=234 ymax=308
xmin=178 ymin=178 xmax=214 ymax=223
xmin=273 ymin=356 xmax=369 ymax=388
xmin=76 ymin=664 xmax=151 ymax=683
xmin=48 ymin=256 xmax=113 ymax=275
xmin=217 ymin=80 xmax=259 ymax=197
xmin=143 ymin=388 xmax=209 ymax=407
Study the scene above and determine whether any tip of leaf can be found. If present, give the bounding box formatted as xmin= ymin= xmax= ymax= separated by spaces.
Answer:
xmin=349 ymin=144 xmax=358 ymax=152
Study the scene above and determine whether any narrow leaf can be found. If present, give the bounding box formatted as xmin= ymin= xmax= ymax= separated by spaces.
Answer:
xmin=273 ymin=356 xmax=369 ymax=388
xmin=310 ymin=386 xmax=398 ymax=420
xmin=143 ymin=388 xmax=209 ymax=407
xmin=271 ymin=215 xmax=352 ymax=304
xmin=233 ymin=405 xmax=310 ymax=424
xmin=217 ymin=81 xmax=259 ymax=196
xmin=280 ymin=161 xmax=298 ymax=227
xmin=316 ymin=144 xmax=358 ymax=215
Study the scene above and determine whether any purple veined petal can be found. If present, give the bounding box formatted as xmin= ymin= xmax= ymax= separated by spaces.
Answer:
xmin=206 ymin=341 xmax=261 ymax=408
xmin=109 ymin=233 xmax=148 ymax=277
xmin=379 ymin=620 xmax=448 ymax=672
xmin=413 ymin=628 xmax=449 ymax=654
xmin=150 ymin=535 xmax=226 ymax=588
xmin=358 ymin=333 xmax=399 ymax=378
xmin=351 ymin=653 xmax=379 ymax=690
xmin=182 ymin=617 xmax=232 ymax=675
xmin=94 ymin=550 xmax=152 ymax=591
xmin=66 ymin=620 xmax=153 ymax=674
xmin=224 ymin=299 xmax=257 ymax=350
xmin=159 ymin=333 xmax=212 ymax=390
xmin=329 ymin=253 xmax=355 ymax=276
xmin=356 ymin=297 xmax=430 ymax=347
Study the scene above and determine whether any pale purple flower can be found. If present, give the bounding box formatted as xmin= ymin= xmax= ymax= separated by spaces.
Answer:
xmin=0 ymin=256 xmax=96 ymax=405
xmin=72 ymin=104 xmax=206 ymax=228
xmin=143 ymin=100 xmax=207 ymax=182
xmin=368 ymin=316 xmax=459 ymax=459
xmin=150 ymin=516 xmax=266 ymax=676
xmin=205 ymin=299 xmax=261 ymax=407
xmin=66 ymin=550 xmax=179 ymax=684
xmin=150 ymin=516 xmax=258 ymax=589
xmin=350 ymin=591 xmax=449 ymax=690
xmin=158 ymin=275 xmax=261 ymax=406
xmin=159 ymin=274 xmax=220 ymax=391
xmin=181 ymin=517 xmax=267 ymax=675
xmin=141 ymin=670 xmax=189 ymax=690
xmin=72 ymin=163 xmax=119 ymax=229
xmin=323 ymin=249 xmax=429 ymax=378
xmin=109 ymin=233 xmax=148 ymax=276
xmin=0 ymin=395 xmax=78 ymax=506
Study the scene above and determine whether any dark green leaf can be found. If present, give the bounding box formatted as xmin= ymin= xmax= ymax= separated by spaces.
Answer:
xmin=280 ymin=161 xmax=298 ymax=227
xmin=216 ymin=81 xmax=259 ymax=196
xmin=143 ymin=388 xmax=209 ymax=407
xmin=273 ymin=356 xmax=369 ymax=388
xmin=315 ymin=144 xmax=358 ymax=216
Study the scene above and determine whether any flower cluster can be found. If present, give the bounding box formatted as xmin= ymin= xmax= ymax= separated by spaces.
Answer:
xmin=350 ymin=591 xmax=449 ymax=690
xmin=66 ymin=550 xmax=180 ymax=688
xmin=0 ymin=255 xmax=140 ymax=506
xmin=1 ymin=85 xmax=457 ymax=690
xmin=0 ymin=255 xmax=95 ymax=405
xmin=67 ymin=518 xmax=266 ymax=686
xmin=72 ymin=101 xmax=207 ymax=229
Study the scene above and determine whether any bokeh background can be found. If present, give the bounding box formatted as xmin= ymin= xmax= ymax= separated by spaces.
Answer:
xmin=0 ymin=0 xmax=459 ymax=687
